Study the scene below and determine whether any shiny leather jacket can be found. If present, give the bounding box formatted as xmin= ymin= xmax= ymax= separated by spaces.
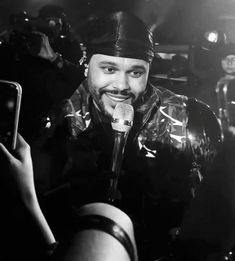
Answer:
xmin=62 ymin=79 xmax=222 ymax=185
xmin=53 ymin=79 xmax=222 ymax=260
xmin=51 ymin=81 xmax=220 ymax=224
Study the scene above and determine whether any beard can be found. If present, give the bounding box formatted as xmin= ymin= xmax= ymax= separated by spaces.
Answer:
xmin=88 ymin=86 xmax=136 ymax=118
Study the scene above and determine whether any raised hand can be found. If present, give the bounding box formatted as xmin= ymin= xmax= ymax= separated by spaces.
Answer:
xmin=0 ymin=133 xmax=56 ymax=246
xmin=0 ymin=133 xmax=36 ymax=204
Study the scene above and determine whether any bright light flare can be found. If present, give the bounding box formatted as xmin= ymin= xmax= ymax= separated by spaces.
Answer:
xmin=204 ymin=31 xmax=218 ymax=43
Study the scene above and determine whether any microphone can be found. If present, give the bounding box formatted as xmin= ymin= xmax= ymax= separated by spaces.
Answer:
xmin=108 ymin=103 xmax=134 ymax=202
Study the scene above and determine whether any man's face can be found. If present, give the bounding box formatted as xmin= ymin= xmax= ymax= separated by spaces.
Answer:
xmin=87 ymin=54 xmax=150 ymax=117
xmin=221 ymin=55 xmax=235 ymax=75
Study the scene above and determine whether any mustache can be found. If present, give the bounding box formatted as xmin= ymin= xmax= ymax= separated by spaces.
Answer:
xmin=99 ymin=89 xmax=134 ymax=98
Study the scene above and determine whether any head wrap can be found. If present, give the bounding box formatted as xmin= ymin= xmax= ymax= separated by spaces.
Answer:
xmin=85 ymin=11 xmax=155 ymax=63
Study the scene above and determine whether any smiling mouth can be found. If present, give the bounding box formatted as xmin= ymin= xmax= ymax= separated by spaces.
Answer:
xmin=105 ymin=92 xmax=131 ymax=102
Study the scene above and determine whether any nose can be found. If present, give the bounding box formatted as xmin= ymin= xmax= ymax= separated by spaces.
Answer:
xmin=113 ymin=72 xmax=130 ymax=91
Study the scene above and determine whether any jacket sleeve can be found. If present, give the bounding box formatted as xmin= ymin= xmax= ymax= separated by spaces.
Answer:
xmin=186 ymin=97 xmax=222 ymax=177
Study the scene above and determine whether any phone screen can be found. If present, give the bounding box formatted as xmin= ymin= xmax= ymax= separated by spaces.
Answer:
xmin=0 ymin=80 xmax=22 ymax=150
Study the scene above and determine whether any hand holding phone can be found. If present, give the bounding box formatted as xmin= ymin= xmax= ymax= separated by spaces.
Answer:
xmin=0 ymin=80 xmax=22 ymax=150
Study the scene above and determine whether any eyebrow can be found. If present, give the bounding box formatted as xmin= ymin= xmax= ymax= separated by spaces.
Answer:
xmin=129 ymin=65 xmax=147 ymax=71
xmin=98 ymin=61 xmax=117 ymax=66
xmin=98 ymin=61 xmax=147 ymax=71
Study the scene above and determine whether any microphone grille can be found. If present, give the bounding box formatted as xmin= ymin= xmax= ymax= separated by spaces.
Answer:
xmin=111 ymin=103 xmax=134 ymax=133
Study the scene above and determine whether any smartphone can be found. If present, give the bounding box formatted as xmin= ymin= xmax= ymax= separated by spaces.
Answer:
xmin=0 ymin=80 xmax=22 ymax=150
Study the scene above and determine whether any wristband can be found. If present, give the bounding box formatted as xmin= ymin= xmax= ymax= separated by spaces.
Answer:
xmin=77 ymin=214 xmax=136 ymax=261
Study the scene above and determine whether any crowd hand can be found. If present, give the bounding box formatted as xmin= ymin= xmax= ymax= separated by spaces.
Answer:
xmin=0 ymin=133 xmax=56 ymax=246
xmin=30 ymin=31 xmax=58 ymax=63
xmin=0 ymin=133 xmax=36 ymax=206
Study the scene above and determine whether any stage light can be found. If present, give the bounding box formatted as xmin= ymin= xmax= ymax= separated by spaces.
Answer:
xmin=200 ymin=30 xmax=228 ymax=50
xmin=204 ymin=30 xmax=219 ymax=43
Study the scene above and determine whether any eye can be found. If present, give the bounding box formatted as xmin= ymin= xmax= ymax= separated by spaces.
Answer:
xmin=130 ymin=70 xmax=144 ymax=78
xmin=102 ymin=66 xmax=116 ymax=74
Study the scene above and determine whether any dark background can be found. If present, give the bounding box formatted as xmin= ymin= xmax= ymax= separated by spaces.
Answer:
xmin=1 ymin=0 xmax=235 ymax=112
xmin=1 ymin=0 xmax=235 ymax=45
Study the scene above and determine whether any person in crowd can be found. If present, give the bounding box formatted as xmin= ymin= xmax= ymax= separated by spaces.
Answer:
xmin=28 ymin=10 xmax=223 ymax=261
xmin=0 ymin=7 xmax=86 ymax=192
xmin=37 ymin=4 xmax=84 ymax=65
xmin=0 ymin=134 xmax=57 ymax=260
xmin=0 ymin=5 xmax=85 ymax=143
xmin=0 ymin=134 xmax=138 ymax=261
xmin=215 ymin=43 xmax=235 ymax=79
xmin=215 ymin=44 xmax=235 ymax=131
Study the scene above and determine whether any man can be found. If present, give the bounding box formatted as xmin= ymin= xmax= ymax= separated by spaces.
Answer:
xmin=38 ymin=4 xmax=84 ymax=65
xmin=215 ymin=44 xmax=235 ymax=131
xmin=36 ymin=11 xmax=222 ymax=261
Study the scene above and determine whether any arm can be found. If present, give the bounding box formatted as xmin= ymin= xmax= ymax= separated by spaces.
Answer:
xmin=35 ymin=32 xmax=86 ymax=103
xmin=0 ymin=134 xmax=57 ymax=252
xmin=63 ymin=202 xmax=138 ymax=261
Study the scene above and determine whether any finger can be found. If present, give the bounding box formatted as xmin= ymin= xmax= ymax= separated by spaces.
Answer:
xmin=15 ymin=134 xmax=31 ymax=161
xmin=0 ymin=143 xmax=15 ymax=162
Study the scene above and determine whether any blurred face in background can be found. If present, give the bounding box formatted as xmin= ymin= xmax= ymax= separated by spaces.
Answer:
xmin=87 ymin=54 xmax=150 ymax=117
xmin=45 ymin=16 xmax=63 ymax=38
xmin=221 ymin=54 xmax=235 ymax=75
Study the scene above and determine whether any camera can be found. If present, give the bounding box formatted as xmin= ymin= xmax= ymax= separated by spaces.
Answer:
xmin=10 ymin=11 xmax=57 ymax=38
xmin=8 ymin=11 xmax=58 ymax=55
